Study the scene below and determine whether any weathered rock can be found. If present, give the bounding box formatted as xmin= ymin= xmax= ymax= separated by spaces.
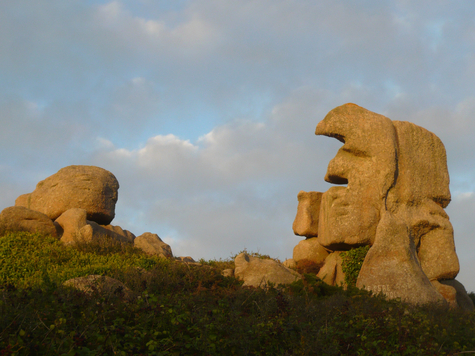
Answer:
xmin=388 ymin=121 xmax=459 ymax=282
xmin=431 ymin=280 xmax=458 ymax=309
xmin=63 ymin=275 xmax=135 ymax=301
xmin=175 ymin=256 xmax=195 ymax=263
xmin=134 ymin=232 xmax=173 ymax=257
xmin=80 ymin=221 xmax=130 ymax=244
xmin=315 ymin=105 xmax=397 ymax=250
xmin=15 ymin=165 xmax=119 ymax=225
xmin=103 ymin=224 xmax=136 ymax=243
xmin=440 ymin=279 xmax=475 ymax=311
xmin=391 ymin=121 xmax=451 ymax=208
xmin=283 ymin=259 xmax=296 ymax=269
xmin=356 ymin=212 xmax=446 ymax=305
xmin=293 ymin=191 xmax=322 ymax=237
xmin=316 ymin=251 xmax=345 ymax=287
xmin=291 ymin=103 xmax=468 ymax=307
xmin=0 ymin=206 xmax=59 ymax=238
xmin=293 ymin=237 xmax=329 ymax=265
xmin=55 ymin=208 xmax=130 ymax=245
xmin=55 ymin=208 xmax=88 ymax=244
xmin=234 ymin=252 xmax=301 ymax=288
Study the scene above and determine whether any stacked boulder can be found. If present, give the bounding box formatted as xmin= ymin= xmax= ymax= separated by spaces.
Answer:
xmin=289 ymin=103 xmax=474 ymax=311
xmin=0 ymin=165 xmax=173 ymax=259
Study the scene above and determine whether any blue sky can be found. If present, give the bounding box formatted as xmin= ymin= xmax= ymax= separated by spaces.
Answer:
xmin=2 ymin=0 xmax=475 ymax=292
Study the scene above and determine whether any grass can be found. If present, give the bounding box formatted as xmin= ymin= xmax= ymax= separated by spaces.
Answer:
xmin=1 ymin=231 xmax=475 ymax=355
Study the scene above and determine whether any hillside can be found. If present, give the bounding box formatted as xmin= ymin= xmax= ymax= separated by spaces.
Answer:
xmin=1 ymin=231 xmax=475 ymax=355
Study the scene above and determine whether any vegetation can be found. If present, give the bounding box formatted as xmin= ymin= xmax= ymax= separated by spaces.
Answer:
xmin=1 ymin=231 xmax=475 ymax=355
xmin=341 ymin=245 xmax=371 ymax=287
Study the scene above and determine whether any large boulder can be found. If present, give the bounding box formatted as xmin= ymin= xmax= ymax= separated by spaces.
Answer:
xmin=315 ymin=103 xmax=398 ymax=249
xmin=15 ymin=165 xmax=119 ymax=225
xmin=81 ymin=221 xmax=130 ymax=244
xmin=63 ymin=275 xmax=135 ymax=301
xmin=316 ymin=251 xmax=345 ymax=287
xmin=103 ymin=224 xmax=136 ymax=243
xmin=0 ymin=206 xmax=59 ymax=238
xmin=293 ymin=237 xmax=329 ymax=265
xmin=234 ymin=252 xmax=301 ymax=288
xmin=291 ymin=103 xmax=467 ymax=307
xmin=292 ymin=191 xmax=322 ymax=237
xmin=55 ymin=208 xmax=88 ymax=244
xmin=134 ymin=232 xmax=173 ymax=257
xmin=356 ymin=212 xmax=446 ymax=305
xmin=439 ymin=279 xmax=475 ymax=311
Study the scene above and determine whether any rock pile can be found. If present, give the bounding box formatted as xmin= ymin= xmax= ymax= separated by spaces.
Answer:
xmin=290 ymin=103 xmax=474 ymax=310
xmin=0 ymin=165 xmax=173 ymax=259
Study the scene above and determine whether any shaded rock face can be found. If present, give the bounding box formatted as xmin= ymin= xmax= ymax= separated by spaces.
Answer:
xmin=234 ymin=252 xmax=301 ymax=288
xmin=15 ymin=165 xmax=119 ymax=225
xmin=292 ymin=103 xmax=472 ymax=309
xmin=0 ymin=206 xmax=60 ymax=238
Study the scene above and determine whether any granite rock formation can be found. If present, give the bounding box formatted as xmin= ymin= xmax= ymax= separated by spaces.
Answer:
xmin=15 ymin=165 xmax=119 ymax=225
xmin=0 ymin=206 xmax=60 ymax=238
xmin=292 ymin=103 xmax=473 ymax=310
xmin=134 ymin=232 xmax=173 ymax=258
xmin=3 ymin=165 xmax=174 ymax=259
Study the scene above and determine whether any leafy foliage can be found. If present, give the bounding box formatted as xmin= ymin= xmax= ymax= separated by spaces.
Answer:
xmin=1 ymin=231 xmax=475 ymax=355
xmin=340 ymin=245 xmax=370 ymax=287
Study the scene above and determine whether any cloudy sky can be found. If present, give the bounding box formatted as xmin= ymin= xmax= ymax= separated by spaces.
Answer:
xmin=2 ymin=0 xmax=475 ymax=291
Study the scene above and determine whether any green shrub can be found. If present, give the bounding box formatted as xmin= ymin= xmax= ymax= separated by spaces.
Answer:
xmin=0 ymin=231 xmax=167 ymax=288
xmin=339 ymin=245 xmax=370 ymax=288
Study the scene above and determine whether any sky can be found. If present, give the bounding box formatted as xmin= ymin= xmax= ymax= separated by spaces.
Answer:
xmin=1 ymin=0 xmax=475 ymax=292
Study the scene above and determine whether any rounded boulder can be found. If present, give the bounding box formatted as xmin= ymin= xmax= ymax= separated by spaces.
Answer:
xmin=15 ymin=165 xmax=119 ymax=225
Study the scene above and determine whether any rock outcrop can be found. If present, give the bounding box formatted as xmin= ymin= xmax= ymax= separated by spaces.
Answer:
xmin=134 ymin=232 xmax=173 ymax=258
xmin=234 ymin=252 xmax=301 ymax=288
xmin=15 ymin=165 xmax=119 ymax=225
xmin=3 ymin=165 xmax=174 ymax=259
xmin=292 ymin=103 xmax=473 ymax=310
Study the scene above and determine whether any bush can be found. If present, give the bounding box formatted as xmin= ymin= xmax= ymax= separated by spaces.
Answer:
xmin=340 ymin=245 xmax=370 ymax=287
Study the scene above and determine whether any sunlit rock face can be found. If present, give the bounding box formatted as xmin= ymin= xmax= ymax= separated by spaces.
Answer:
xmin=292 ymin=103 xmax=473 ymax=310
xmin=15 ymin=165 xmax=119 ymax=225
